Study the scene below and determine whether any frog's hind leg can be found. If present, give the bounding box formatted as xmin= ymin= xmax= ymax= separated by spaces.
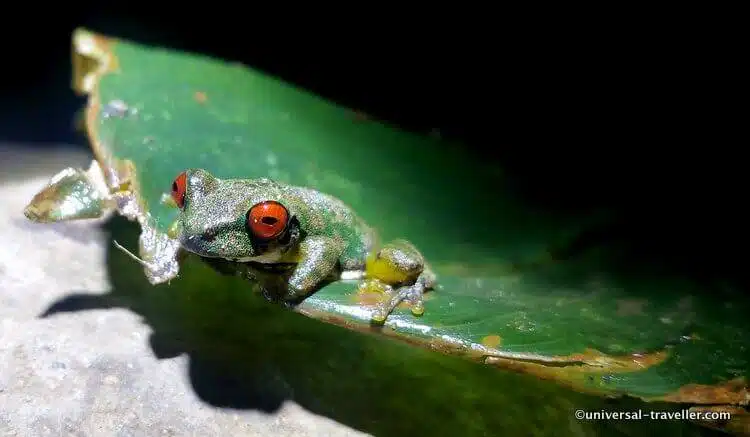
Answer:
xmin=24 ymin=160 xmax=115 ymax=223
xmin=363 ymin=239 xmax=437 ymax=324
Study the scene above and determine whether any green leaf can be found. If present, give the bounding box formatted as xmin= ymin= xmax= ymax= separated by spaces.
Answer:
xmin=63 ymin=28 xmax=748 ymax=435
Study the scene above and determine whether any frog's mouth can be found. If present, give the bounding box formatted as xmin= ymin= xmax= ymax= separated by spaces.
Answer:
xmin=245 ymin=261 xmax=297 ymax=273
xmin=225 ymin=250 xmax=290 ymax=264
xmin=181 ymin=236 xmax=291 ymax=264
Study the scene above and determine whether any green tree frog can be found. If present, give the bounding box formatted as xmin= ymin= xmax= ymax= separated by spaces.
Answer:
xmin=165 ymin=169 xmax=437 ymax=324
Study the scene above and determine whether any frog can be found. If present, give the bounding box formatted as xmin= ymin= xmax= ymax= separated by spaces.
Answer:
xmin=161 ymin=168 xmax=437 ymax=324
xmin=23 ymin=157 xmax=436 ymax=324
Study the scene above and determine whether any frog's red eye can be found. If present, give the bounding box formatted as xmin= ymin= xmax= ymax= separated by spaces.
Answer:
xmin=171 ymin=171 xmax=187 ymax=208
xmin=246 ymin=200 xmax=289 ymax=241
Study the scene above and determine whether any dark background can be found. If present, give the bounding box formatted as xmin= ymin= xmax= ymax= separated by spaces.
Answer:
xmin=0 ymin=11 xmax=744 ymax=288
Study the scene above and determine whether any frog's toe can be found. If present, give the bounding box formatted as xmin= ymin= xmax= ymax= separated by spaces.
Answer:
xmin=369 ymin=282 xmax=426 ymax=325
xmin=403 ymin=283 xmax=426 ymax=316
xmin=410 ymin=295 xmax=425 ymax=316
xmin=370 ymin=310 xmax=387 ymax=324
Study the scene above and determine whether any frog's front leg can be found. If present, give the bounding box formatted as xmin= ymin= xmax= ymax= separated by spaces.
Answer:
xmin=363 ymin=239 xmax=437 ymax=324
xmin=284 ymin=236 xmax=345 ymax=303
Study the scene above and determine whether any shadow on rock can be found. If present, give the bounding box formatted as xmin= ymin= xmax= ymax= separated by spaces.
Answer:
xmin=40 ymin=217 xmax=727 ymax=437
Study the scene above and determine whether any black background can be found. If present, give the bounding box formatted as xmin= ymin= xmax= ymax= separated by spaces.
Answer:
xmin=0 ymin=10 xmax=744 ymax=288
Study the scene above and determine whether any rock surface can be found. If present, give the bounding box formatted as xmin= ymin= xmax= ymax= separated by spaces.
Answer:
xmin=0 ymin=144 xmax=367 ymax=437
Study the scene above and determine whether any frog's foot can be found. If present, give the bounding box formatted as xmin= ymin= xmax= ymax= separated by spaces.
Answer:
xmin=113 ymin=219 xmax=182 ymax=285
xmin=364 ymin=239 xmax=437 ymax=325
xmin=113 ymin=238 xmax=180 ymax=285
xmin=365 ymin=276 xmax=431 ymax=324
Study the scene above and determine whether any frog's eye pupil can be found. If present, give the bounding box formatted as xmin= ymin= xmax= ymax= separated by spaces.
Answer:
xmin=171 ymin=171 xmax=187 ymax=209
xmin=247 ymin=200 xmax=289 ymax=241
xmin=261 ymin=217 xmax=278 ymax=225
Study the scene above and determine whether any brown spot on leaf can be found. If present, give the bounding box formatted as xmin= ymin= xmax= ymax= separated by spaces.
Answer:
xmin=194 ymin=91 xmax=208 ymax=104
xmin=481 ymin=335 xmax=502 ymax=348
xmin=658 ymin=378 xmax=749 ymax=405
xmin=616 ymin=298 xmax=648 ymax=316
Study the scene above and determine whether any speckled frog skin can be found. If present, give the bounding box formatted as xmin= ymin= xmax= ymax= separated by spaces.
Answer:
xmin=166 ymin=169 xmax=436 ymax=323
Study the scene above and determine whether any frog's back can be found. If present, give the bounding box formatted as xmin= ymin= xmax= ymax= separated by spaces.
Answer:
xmin=282 ymin=184 xmax=375 ymax=267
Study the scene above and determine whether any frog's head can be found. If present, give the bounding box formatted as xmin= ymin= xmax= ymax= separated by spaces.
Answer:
xmin=168 ymin=169 xmax=301 ymax=261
